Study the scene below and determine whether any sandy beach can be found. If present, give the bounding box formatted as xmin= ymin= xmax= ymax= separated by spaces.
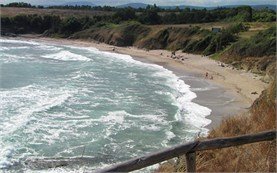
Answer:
xmin=17 ymin=35 xmax=267 ymax=129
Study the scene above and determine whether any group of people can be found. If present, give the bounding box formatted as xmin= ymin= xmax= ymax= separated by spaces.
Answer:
xmin=205 ymin=72 xmax=213 ymax=80
xmin=170 ymin=51 xmax=185 ymax=61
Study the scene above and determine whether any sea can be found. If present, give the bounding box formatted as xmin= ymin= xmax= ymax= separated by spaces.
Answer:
xmin=0 ymin=38 xmax=211 ymax=172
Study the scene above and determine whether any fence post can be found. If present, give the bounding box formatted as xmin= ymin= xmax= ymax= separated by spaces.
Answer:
xmin=186 ymin=152 xmax=196 ymax=172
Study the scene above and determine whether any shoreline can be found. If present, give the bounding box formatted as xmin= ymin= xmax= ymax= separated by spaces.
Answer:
xmin=10 ymin=35 xmax=267 ymax=130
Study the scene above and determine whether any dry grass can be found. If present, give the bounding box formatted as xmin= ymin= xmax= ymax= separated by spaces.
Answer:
xmin=157 ymin=80 xmax=276 ymax=172
xmin=239 ymin=22 xmax=276 ymax=39
xmin=0 ymin=7 xmax=113 ymax=18
xmin=153 ymin=22 xmax=231 ymax=30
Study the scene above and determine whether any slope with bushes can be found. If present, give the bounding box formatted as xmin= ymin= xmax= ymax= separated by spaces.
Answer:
xmin=219 ymin=26 xmax=276 ymax=81
xmin=72 ymin=22 xmax=247 ymax=55
xmin=72 ymin=21 xmax=150 ymax=46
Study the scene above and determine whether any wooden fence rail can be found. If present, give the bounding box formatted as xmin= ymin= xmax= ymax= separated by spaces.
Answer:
xmin=95 ymin=130 xmax=276 ymax=173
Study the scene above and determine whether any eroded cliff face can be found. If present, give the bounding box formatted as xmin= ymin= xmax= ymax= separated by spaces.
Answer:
xmin=72 ymin=23 xmax=151 ymax=46
xmin=72 ymin=24 xmax=206 ymax=51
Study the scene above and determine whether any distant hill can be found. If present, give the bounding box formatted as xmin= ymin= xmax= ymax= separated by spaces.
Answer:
xmin=242 ymin=5 xmax=276 ymax=10
xmin=161 ymin=5 xmax=206 ymax=10
xmin=60 ymin=1 xmax=96 ymax=6
xmin=162 ymin=4 xmax=276 ymax=10
xmin=117 ymin=3 xmax=149 ymax=9
xmin=117 ymin=3 xmax=276 ymax=10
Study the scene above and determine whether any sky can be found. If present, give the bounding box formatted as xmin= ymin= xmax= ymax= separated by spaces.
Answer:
xmin=1 ymin=0 xmax=276 ymax=6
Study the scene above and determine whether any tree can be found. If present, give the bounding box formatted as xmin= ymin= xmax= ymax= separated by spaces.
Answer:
xmin=139 ymin=8 xmax=161 ymax=24
xmin=113 ymin=8 xmax=136 ymax=23
xmin=162 ymin=12 xmax=177 ymax=24
xmin=60 ymin=16 xmax=82 ymax=36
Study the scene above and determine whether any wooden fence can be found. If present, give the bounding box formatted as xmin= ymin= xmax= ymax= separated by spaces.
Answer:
xmin=96 ymin=130 xmax=276 ymax=172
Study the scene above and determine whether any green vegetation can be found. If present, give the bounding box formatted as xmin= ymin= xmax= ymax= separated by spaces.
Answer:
xmin=0 ymin=2 xmax=36 ymax=8
xmin=253 ymin=8 xmax=276 ymax=22
xmin=1 ymin=14 xmax=62 ymax=34
xmin=1 ymin=2 xmax=276 ymax=25
xmin=181 ymin=23 xmax=248 ymax=55
xmin=0 ymin=3 xmax=275 ymax=75
xmin=1 ymin=14 xmax=99 ymax=36
xmin=225 ymin=26 xmax=276 ymax=57
xmin=217 ymin=26 xmax=276 ymax=77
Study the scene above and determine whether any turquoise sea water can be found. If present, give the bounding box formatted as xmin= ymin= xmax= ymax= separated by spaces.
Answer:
xmin=0 ymin=38 xmax=211 ymax=172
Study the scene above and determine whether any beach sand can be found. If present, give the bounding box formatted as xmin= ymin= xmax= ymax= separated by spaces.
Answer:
xmin=18 ymin=35 xmax=267 ymax=130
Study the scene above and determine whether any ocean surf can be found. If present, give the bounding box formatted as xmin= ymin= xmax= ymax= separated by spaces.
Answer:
xmin=0 ymin=38 xmax=211 ymax=171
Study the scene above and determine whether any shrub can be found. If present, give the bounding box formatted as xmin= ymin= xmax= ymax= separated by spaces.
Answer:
xmin=227 ymin=26 xmax=276 ymax=57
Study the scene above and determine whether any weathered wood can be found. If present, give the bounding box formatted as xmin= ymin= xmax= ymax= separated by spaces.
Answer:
xmin=195 ymin=130 xmax=276 ymax=151
xmin=95 ymin=130 xmax=276 ymax=173
xmin=185 ymin=152 xmax=196 ymax=172
xmin=95 ymin=141 xmax=199 ymax=173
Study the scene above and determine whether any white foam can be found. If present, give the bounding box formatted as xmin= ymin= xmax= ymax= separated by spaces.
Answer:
xmin=37 ymin=45 xmax=62 ymax=51
xmin=191 ymin=86 xmax=218 ymax=91
xmin=41 ymin=50 xmax=91 ymax=61
xmin=165 ymin=131 xmax=176 ymax=141
xmin=158 ymin=71 xmax=212 ymax=136
xmin=0 ymin=47 xmax=10 ymax=51
xmin=66 ymin=45 xmax=161 ymax=69
xmin=140 ymin=125 xmax=161 ymax=131
xmin=80 ymin=46 xmax=213 ymax=136
xmin=9 ymin=46 xmax=29 ymax=49
xmin=0 ymin=85 xmax=75 ymax=136
xmin=0 ymin=84 xmax=78 ymax=168
xmin=0 ymin=53 xmax=22 ymax=63
xmin=64 ymin=45 xmax=99 ymax=52
xmin=0 ymin=38 xmax=40 ymax=45
xmin=0 ymin=146 xmax=15 ymax=169
xmin=99 ymin=111 xmax=126 ymax=125
xmin=72 ymin=71 xmax=95 ymax=79
xmin=148 ymin=67 xmax=212 ymax=136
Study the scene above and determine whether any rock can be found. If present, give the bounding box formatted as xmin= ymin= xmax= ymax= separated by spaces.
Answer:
xmin=251 ymin=91 xmax=258 ymax=95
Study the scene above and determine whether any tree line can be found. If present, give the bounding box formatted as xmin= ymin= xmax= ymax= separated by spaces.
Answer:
xmin=1 ymin=2 xmax=276 ymax=24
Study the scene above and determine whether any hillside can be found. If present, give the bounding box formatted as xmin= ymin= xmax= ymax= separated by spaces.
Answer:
xmin=60 ymin=1 xmax=96 ymax=6
xmin=219 ymin=26 xmax=276 ymax=80
xmin=117 ymin=3 xmax=149 ymax=9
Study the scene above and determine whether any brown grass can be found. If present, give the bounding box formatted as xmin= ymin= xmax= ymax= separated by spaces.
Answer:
xmin=157 ymin=80 xmax=276 ymax=172
xmin=0 ymin=7 xmax=114 ymax=18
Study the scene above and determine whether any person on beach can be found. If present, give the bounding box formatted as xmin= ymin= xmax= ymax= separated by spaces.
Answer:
xmin=205 ymin=72 xmax=208 ymax=79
